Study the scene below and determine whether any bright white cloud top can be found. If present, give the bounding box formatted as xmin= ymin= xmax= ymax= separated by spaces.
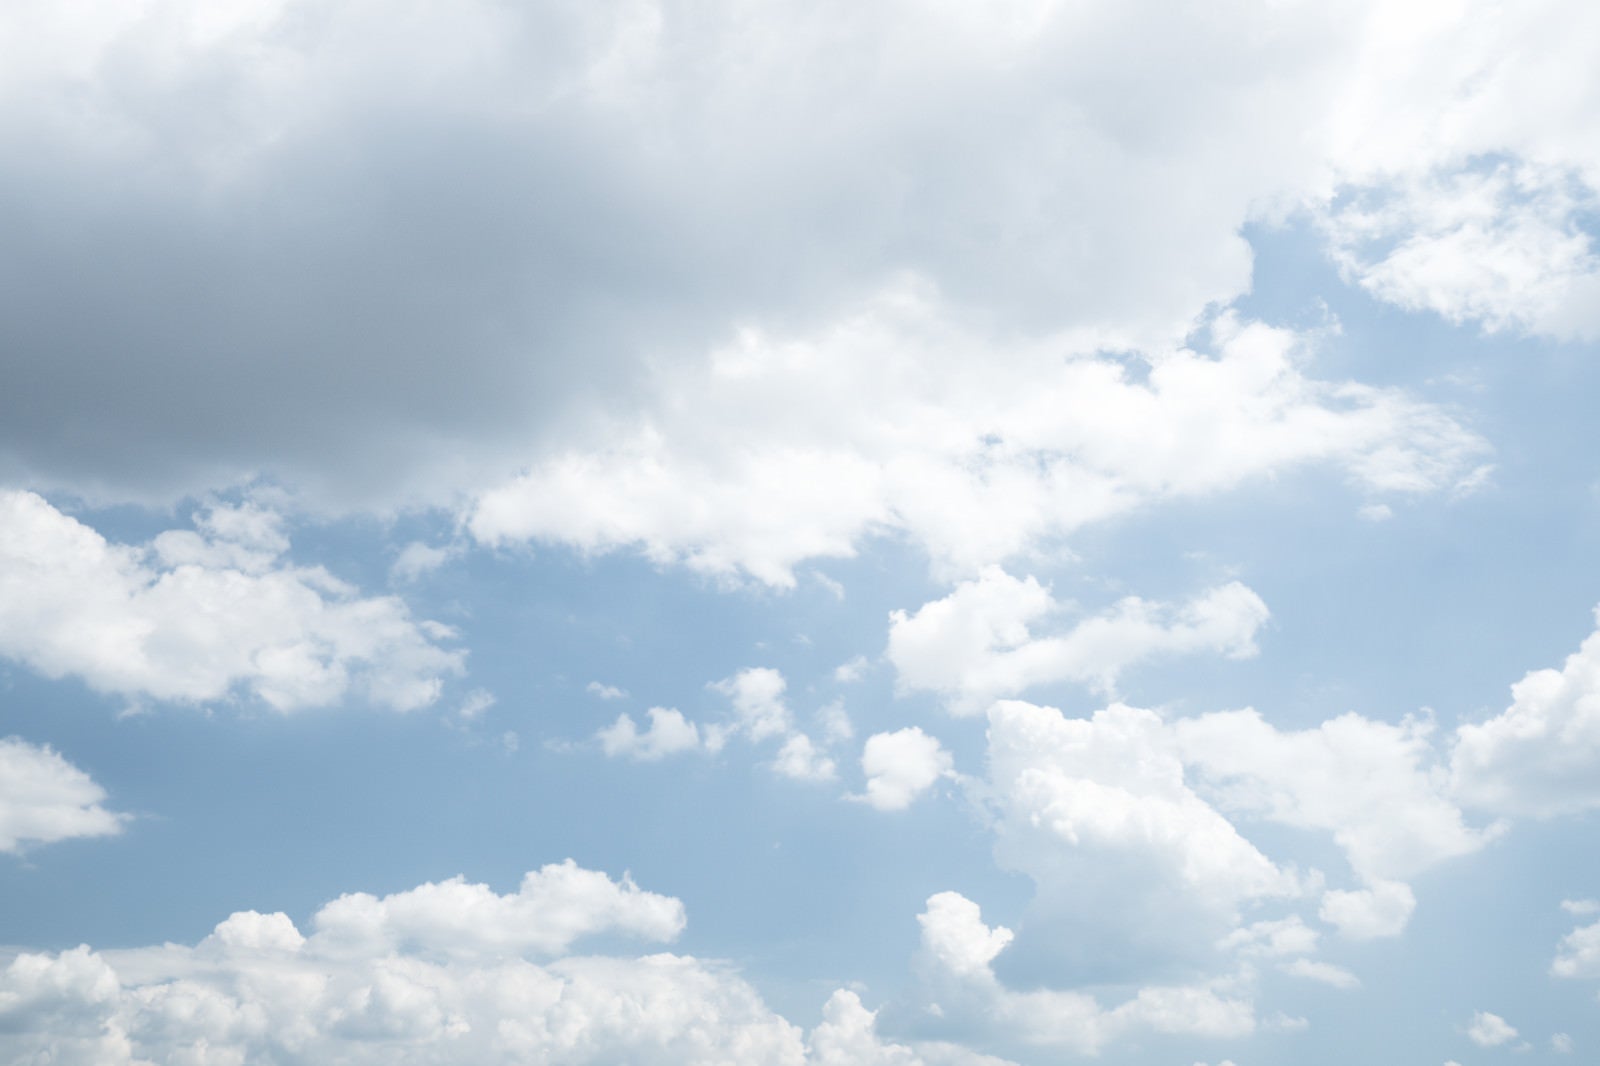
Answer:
xmin=1 ymin=1 xmax=1599 ymax=1063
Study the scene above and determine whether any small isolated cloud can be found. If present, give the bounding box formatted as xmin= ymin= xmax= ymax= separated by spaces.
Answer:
xmin=0 ymin=492 xmax=463 ymax=713
xmin=833 ymin=656 xmax=870 ymax=685
xmin=1358 ymin=502 xmax=1394 ymax=522
xmin=710 ymin=667 xmax=791 ymax=743
xmin=1280 ymin=958 xmax=1361 ymax=990
xmin=1561 ymin=899 xmax=1600 ymax=915
xmin=0 ymin=737 xmax=127 ymax=854
xmin=456 ymin=689 xmax=496 ymax=722
xmin=817 ymin=702 xmax=854 ymax=745
xmin=1551 ymin=918 xmax=1600 ymax=979
xmin=888 ymin=569 xmax=1269 ymax=713
xmin=596 ymin=708 xmax=701 ymax=762
xmin=390 ymin=541 xmax=458 ymax=582
xmin=1318 ymin=881 xmax=1417 ymax=941
xmin=856 ymin=728 xmax=954 ymax=811
xmin=1467 ymin=1010 xmax=1518 ymax=1047
xmin=586 ymin=681 xmax=629 ymax=701
xmin=1552 ymin=1032 xmax=1575 ymax=1053
xmin=772 ymin=734 xmax=837 ymax=783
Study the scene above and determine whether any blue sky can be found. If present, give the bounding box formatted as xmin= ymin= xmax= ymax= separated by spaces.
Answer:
xmin=4 ymin=2 xmax=1600 ymax=1063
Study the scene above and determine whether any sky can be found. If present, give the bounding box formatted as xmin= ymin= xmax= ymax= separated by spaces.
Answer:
xmin=3 ymin=1 xmax=1600 ymax=1063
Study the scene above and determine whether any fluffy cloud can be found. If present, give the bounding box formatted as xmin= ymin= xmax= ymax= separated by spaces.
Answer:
xmin=856 ymin=728 xmax=954 ymax=811
xmin=914 ymin=891 xmax=1255 ymax=1055
xmin=888 ymin=569 xmax=1270 ymax=712
xmin=472 ymin=302 xmax=1486 ymax=586
xmin=1317 ymin=881 xmax=1417 ymax=941
xmin=0 ymin=864 xmax=1008 ymax=1066
xmin=1467 ymin=1010 xmax=1518 ymax=1048
xmin=772 ymin=734 xmax=839 ymax=783
xmin=597 ymin=707 xmax=702 ymax=762
xmin=1451 ymin=607 xmax=1600 ymax=817
xmin=1176 ymin=708 xmax=1496 ymax=885
xmin=0 ymin=492 xmax=462 ymax=712
xmin=0 ymin=738 xmax=126 ymax=853
xmin=1551 ymin=917 xmax=1600 ymax=979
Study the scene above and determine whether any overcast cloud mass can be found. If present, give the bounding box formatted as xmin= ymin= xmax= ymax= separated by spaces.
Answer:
xmin=4 ymin=1 xmax=1600 ymax=1063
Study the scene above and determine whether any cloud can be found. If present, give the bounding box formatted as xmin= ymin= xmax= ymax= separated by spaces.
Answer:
xmin=1279 ymin=958 xmax=1361 ymax=990
xmin=0 ymin=737 xmax=126 ymax=854
xmin=1176 ymin=708 xmax=1496 ymax=885
xmin=586 ymin=681 xmax=629 ymax=701
xmin=855 ymin=728 xmax=954 ymax=811
xmin=914 ymin=891 xmax=1255 ymax=1055
xmin=888 ymin=569 xmax=1270 ymax=712
xmin=0 ymin=492 xmax=463 ymax=712
xmin=471 ymin=303 xmax=1486 ymax=586
xmin=1317 ymin=881 xmax=1417 ymax=941
xmin=1467 ymin=1010 xmax=1518 ymax=1048
xmin=1451 ymin=607 xmax=1600 ymax=817
xmin=1551 ymin=917 xmax=1600 ymax=979
xmin=710 ymin=667 xmax=792 ymax=744
xmin=0 ymin=863 xmax=1005 ymax=1066
xmin=596 ymin=708 xmax=702 ymax=762
xmin=772 ymin=734 xmax=838 ymax=783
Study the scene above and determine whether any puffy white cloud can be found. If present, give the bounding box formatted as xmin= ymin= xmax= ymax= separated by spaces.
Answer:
xmin=986 ymin=701 xmax=1298 ymax=919
xmin=711 ymin=667 xmax=792 ymax=744
xmin=889 ymin=568 xmax=1269 ymax=712
xmin=0 ymin=863 xmax=831 ymax=1065
xmin=586 ymin=681 xmax=629 ymax=701
xmin=1176 ymin=708 xmax=1496 ymax=884
xmin=1317 ymin=881 xmax=1416 ymax=941
xmin=1451 ymin=608 xmax=1600 ymax=817
xmin=472 ymin=301 xmax=1486 ymax=586
xmin=1467 ymin=1010 xmax=1518 ymax=1048
xmin=807 ymin=989 xmax=1020 ymax=1066
xmin=914 ymin=891 xmax=1255 ymax=1055
xmin=1218 ymin=916 xmax=1319 ymax=960
xmin=0 ymin=737 xmax=125 ymax=854
xmin=772 ymin=734 xmax=838 ymax=783
xmin=310 ymin=860 xmax=686 ymax=958
xmin=597 ymin=707 xmax=702 ymax=762
xmin=1551 ymin=918 xmax=1600 ymax=979
xmin=0 ymin=492 xmax=462 ymax=712
xmin=1279 ymin=958 xmax=1361 ymax=990
xmin=856 ymin=728 xmax=954 ymax=811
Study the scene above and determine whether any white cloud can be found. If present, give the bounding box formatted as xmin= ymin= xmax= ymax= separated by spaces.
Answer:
xmin=1551 ymin=918 xmax=1600 ymax=979
xmin=1451 ymin=607 xmax=1600 ymax=817
xmin=1280 ymin=958 xmax=1361 ymax=990
xmin=772 ymin=734 xmax=838 ymax=783
xmin=456 ymin=689 xmax=496 ymax=722
xmin=471 ymin=303 xmax=1486 ymax=586
xmin=889 ymin=569 xmax=1269 ymax=712
xmin=856 ymin=728 xmax=954 ymax=812
xmin=834 ymin=656 xmax=870 ymax=685
xmin=596 ymin=708 xmax=702 ymax=762
xmin=1553 ymin=1032 xmax=1575 ymax=1053
xmin=986 ymin=701 xmax=1298 ymax=920
xmin=817 ymin=702 xmax=855 ymax=745
xmin=0 ymin=738 xmax=126 ymax=854
xmin=0 ymin=492 xmax=463 ymax=712
xmin=0 ymin=863 xmax=1022 ymax=1066
xmin=711 ymin=667 xmax=792 ymax=744
xmin=1467 ymin=1010 xmax=1518 ymax=1048
xmin=1218 ymin=916 xmax=1319 ymax=960
xmin=914 ymin=891 xmax=1255 ymax=1055
xmin=389 ymin=541 xmax=458 ymax=582
xmin=1318 ymin=881 xmax=1416 ymax=941
xmin=1176 ymin=707 xmax=1496 ymax=884
xmin=586 ymin=681 xmax=629 ymax=701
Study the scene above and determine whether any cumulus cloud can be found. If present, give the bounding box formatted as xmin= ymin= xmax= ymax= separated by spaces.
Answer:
xmin=914 ymin=891 xmax=1255 ymax=1055
xmin=773 ymin=734 xmax=838 ymax=783
xmin=0 ymin=738 xmax=126 ymax=854
xmin=1451 ymin=607 xmax=1600 ymax=817
xmin=889 ymin=569 xmax=1270 ymax=712
xmin=855 ymin=728 xmax=954 ymax=811
xmin=0 ymin=863 xmax=1006 ymax=1066
xmin=472 ymin=303 xmax=1486 ymax=586
xmin=596 ymin=707 xmax=702 ymax=762
xmin=1551 ymin=917 xmax=1600 ymax=979
xmin=0 ymin=492 xmax=462 ymax=712
xmin=710 ymin=667 xmax=792 ymax=744
xmin=1467 ymin=1010 xmax=1518 ymax=1048
xmin=1317 ymin=881 xmax=1417 ymax=941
